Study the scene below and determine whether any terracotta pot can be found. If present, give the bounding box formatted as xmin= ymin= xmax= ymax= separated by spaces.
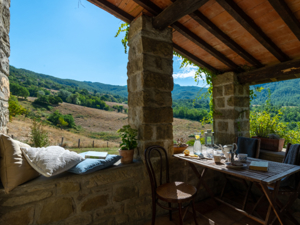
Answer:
xmin=173 ymin=144 xmax=189 ymax=154
xmin=252 ymin=137 xmax=285 ymax=152
xmin=119 ymin=149 xmax=134 ymax=164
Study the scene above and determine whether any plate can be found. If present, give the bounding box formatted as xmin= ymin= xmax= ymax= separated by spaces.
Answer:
xmin=225 ymin=162 xmax=247 ymax=169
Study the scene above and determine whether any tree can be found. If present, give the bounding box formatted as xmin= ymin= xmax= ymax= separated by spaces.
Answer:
xmin=29 ymin=121 xmax=49 ymax=147
xmin=58 ymin=117 xmax=68 ymax=130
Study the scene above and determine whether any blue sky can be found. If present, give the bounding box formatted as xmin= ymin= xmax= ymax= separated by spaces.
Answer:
xmin=10 ymin=0 xmax=204 ymax=87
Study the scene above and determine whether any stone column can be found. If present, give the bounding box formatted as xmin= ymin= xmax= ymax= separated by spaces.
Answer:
xmin=213 ymin=72 xmax=250 ymax=144
xmin=127 ymin=15 xmax=173 ymax=159
xmin=0 ymin=0 xmax=10 ymax=134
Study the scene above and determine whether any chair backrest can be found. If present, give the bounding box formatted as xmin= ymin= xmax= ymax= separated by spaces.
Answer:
xmin=236 ymin=137 xmax=261 ymax=158
xmin=283 ymin=143 xmax=292 ymax=163
xmin=144 ymin=145 xmax=170 ymax=193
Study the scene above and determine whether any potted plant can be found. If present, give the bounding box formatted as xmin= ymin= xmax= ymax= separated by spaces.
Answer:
xmin=251 ymin=110 xmax=285 ymax=152
xmin=173 ymin=138 xmax=189 ymax=154
xmin=117 ymin=125 xmax=138 ymax=164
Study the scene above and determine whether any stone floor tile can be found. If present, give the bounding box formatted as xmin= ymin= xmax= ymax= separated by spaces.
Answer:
xmin=201 ymin=208 xmax=236 ymax=225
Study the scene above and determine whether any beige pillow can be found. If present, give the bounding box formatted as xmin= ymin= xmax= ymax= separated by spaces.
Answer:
xmin=0 ymin=134 xmax=40 ymax=193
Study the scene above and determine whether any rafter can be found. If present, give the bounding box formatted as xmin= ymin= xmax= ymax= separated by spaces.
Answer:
xmin=216 ymin=0 xmax=290 ymax=62
xmin=133 ymin=0 xmax=242 ymax=72
xmin=173 ymin=44 xmax=219 ymax=73
xmin=190 ymin=11 xmax=263 ymax=68
xmin=88 ymin=0 xmax=134 ymax=23
xmin=152 ymin=0 xmax=209 ymax=30
xmin=237 ymin=58 xmax=300 ymax=85
xmin=268 ymin=0 xmax=300 ymax=41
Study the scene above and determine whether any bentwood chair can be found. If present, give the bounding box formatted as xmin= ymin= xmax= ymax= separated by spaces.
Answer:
xmin=145 ymin=145 xmax=198 ymax=225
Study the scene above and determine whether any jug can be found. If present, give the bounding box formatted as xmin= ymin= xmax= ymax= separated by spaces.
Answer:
xmin=218 ymin=143 xmax=238 ymax=163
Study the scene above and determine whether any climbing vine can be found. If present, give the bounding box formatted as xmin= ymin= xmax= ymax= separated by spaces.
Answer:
xmin=115 ymin=23 xmax=217 ymax=125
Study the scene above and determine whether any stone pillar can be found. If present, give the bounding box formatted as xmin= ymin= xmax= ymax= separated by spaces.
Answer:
xmin=127 ymin=15 xmax=173 ymax=159
xmin=0 ymin=0 xmax=10 ymax=134
xmin=213 ymin=72 xmax=250 ymax=144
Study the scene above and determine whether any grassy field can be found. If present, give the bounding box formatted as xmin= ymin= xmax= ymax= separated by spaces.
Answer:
xmin=8 ymin=98 xmax=211 ymax=150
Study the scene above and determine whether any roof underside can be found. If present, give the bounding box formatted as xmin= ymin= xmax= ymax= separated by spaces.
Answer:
xmin=88 ymin=0 xmax=300 ymax=84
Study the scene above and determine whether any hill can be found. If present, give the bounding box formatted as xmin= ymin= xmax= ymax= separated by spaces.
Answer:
xmin=9 ymin=65 xmax=207 ymax=100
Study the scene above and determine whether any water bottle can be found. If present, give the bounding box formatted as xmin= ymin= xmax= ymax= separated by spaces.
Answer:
xmin=193 ymin=133 xmax=202 ymax=156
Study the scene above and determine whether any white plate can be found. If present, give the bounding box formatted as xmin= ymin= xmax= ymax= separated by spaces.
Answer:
xmin=225 ymin=162 xmax=248 ymax=169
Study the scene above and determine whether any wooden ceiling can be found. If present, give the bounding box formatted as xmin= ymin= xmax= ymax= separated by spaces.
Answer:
xmin=88 ymin=0 xmax=300 ymax=85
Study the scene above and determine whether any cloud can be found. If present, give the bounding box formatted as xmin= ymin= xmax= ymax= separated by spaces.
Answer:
xmin=173 ymin=64 xmax=198 ymax=79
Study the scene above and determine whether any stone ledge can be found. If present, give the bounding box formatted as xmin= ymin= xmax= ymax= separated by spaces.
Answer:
xmin=0 ymin=160 xmax=143 ymax=195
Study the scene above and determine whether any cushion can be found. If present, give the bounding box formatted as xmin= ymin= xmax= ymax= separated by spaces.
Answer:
xmin=68 ymin=152 xmax=121 ymax=174
xmin=21 ymin=146 xmax=84 ymax=177
xmin=236 ymin=137 xmax=258 ymax=158
xmin=0 ymin=134 xmax=40 ymax=193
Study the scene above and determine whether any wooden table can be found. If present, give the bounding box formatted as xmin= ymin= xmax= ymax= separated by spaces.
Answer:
xmin=173 ymin=154 xmax=300 ymax=225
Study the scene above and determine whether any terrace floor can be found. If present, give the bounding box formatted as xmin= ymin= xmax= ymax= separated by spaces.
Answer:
xmin=144 ymin=196 xmax=300 ymax=225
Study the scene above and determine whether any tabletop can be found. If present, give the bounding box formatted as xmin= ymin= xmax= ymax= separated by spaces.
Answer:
xmin=173 ymin=154 xmax=300 ymax=184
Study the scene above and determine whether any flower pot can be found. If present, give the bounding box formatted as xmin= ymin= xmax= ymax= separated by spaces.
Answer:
xmin=173 ymin=145 xmax=189 ymax=154
xmin=252 ymin=137 xmax=285 ymax=152
xmin=119 ymin=149 xmax=134 ymax=164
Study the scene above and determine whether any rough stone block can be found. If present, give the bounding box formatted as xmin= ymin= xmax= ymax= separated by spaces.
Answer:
xmin=0 ymin=52 xmax=9 ymax=75
xmin=37 ymin=198 xmax=74 ymax=224
xmin=212 ymin=72 xmax=237 ymax=86
xmin=139 ymin=124 xmax=154 ymax=140
xmin=227 ymin=96 xmax=250 ymax=107
xmin=143 ymin=71 xmax=173 ymax=91
xmin=58 ymin=182 xmax=80 ymax=195
xmin=113 ymin=185 xmax=138 ymax=202
xmin=128 ymin=15 xmax=172 ymax=43
xmin=0 ymin=72 xmax=9 ymax=100
xmin=214 ymin=97 xmax=225 ymax=108
xmin=213 ymin=109 xmax=240 ymax=120
xmin=0 ymin=39 xmax=10 ymax=57
xmin=235 ymin=121 xmax=250 ymax=132
xmin=128 ymin=91 xmax=143 ymax=107
xmin=127 ymin=58 xmax=143 ymax=77
xmin=81 ymin=194 xmax=109 ymax=212
xmin=213 ymin=86 xmax=223 ymax=98
xmin=142 ymin=107 xmax=173 ymax=123
xmin=143 ymin=54 xmax=173 ymax=75
xmin=217 ymin=121 xmax=228 ymax=132
xmin=2 ymin=191 xmax=52 ymax=207
xmin=65 ymin=214 xmax=92 ymax=225
xmin=141 ymin=36 xmax=173 ymax=59
xmin=156 ymin=123 xmax=173 ymax=140
xmin=2 ymin=5 xmax=10 ymax=33
xmin=0 ymin=206 xmax=34 ymax=225
xmin=215 ymin=133 xmax=237 ymax=145
xmin=224 ymin=84 xmax=234 ymax=96
xmin=142 ymin=89 xmax=172 ymax=107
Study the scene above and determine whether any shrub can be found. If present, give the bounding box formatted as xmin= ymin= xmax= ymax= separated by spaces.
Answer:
xmin=29 ymin=120 xmax=49 ymax=147
xmin=8 ymin=95 xmax=28 ymax=120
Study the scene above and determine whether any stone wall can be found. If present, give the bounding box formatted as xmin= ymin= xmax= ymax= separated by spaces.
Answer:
xmin=213 ymin=72 xmax=250 ymax=144
xmin=0 ymin=159 xmax=223 ymax=225
xmin=0 ymin=0 xmax=10 ymax=134
xmin=127 ymin=15 xmax=174 ymax=159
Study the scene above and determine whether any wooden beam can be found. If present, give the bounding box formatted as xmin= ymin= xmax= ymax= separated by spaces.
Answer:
xmin=172 ymin=22 xmax=242 ymax=71
xmin=134 ymin=0 xmax=242 ymax=72
xmin=237 ymin=59 xmax=300 ymax=85
xmin=88 ymin=0 xmax=134 ymax=23
xmin=152 ymin=0 xmax=209 ymax=30
xmin=173 ymin=44 xmax=219 ymax=74
xmin=268 ymin=0 xmax=300 ymax=41
xmin=190 ymin=11 xmax=263 ymax=68
xmin=216 ymin=0 xmax=290 ymax=62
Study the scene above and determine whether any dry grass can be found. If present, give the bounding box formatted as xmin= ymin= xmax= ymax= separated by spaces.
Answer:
xmin=10 ymin=99 xmax=211 ymax=147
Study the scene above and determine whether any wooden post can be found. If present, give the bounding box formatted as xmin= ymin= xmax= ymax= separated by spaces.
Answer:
xmin=61 ymin=137 xmax=64 ymax=146
xmin=78 ymin=139 xmax=80 ymax=148
xmin=93 ymin=140 xmax=94 ymax=148
xmin=11 ymin=134 xmax=14 ymax=139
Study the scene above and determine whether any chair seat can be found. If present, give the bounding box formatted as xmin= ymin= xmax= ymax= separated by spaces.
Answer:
xmin=156 ymin=181 xmax=197 ymax=203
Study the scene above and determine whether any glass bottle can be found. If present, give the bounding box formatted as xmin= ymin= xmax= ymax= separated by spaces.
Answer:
xmin=193 ymin=132 xmax=202 ymax=155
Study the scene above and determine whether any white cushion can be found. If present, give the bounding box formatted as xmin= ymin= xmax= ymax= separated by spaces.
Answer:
xmin=21 ymin=146 xmax=84 ymax=177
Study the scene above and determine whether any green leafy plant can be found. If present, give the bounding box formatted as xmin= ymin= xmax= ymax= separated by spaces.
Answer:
xmin=174 ymin=138 xmax=187 ymax=147
xmin=8 ymin=95 xmax=28 ymax=120
xmin=117 ymin=125 xmax=138 ymax=150
xmin=29 ymin=120 xmax=49 ymax=147
xmin=115 ymin=23 xmax=130 ymax=54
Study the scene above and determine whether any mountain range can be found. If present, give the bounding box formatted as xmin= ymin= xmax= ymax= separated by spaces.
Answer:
xmin=9 ymin=66 xmax=300 ymax=105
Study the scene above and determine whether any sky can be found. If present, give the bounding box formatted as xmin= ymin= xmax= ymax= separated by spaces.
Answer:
xmin=10 ymin=0 xmax=205 ymax=87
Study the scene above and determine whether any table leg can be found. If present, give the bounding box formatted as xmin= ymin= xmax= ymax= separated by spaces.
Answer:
xmin=260 ymin=181 xmax=284 ymax=225
xmin=188 ymin=163 xmax=218 ymax=206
